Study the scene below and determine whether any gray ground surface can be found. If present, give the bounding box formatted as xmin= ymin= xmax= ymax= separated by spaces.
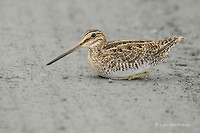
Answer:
xmin=0 ymin=0 xmax=200 ymax=133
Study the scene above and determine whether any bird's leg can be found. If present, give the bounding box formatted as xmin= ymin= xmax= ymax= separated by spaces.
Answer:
xmin=128 ymin=71 xmax=149 ymax=80
xmin=110 ymin=77 xmax=129 ymax=80
xmin=110 ymin=72 xmax=149 ymax=80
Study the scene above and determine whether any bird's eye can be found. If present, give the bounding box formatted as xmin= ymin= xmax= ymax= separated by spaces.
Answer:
xmin=91 ymin=33 xmax=96 ymax=37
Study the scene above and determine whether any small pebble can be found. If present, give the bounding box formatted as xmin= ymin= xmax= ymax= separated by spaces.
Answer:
xmin=63 ymin=77 xmax=68 ymax=79
xmin=61 ymin=98 xmax=67 ymax=101
xmin=108 ymin=79 xmax=113 ymax=83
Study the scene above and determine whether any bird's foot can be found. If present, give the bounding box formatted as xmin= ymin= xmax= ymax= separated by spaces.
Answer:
xmin=128 ymin=71 xmax=149 ymax=80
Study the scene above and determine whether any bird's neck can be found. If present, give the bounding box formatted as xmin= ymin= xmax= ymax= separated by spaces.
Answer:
xmin=89 ymin=40 xmax=107 ymax=52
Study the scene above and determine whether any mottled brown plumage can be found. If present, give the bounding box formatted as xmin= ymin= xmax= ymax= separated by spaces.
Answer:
xmin=47 ymin=30 xmax=184 ymax=80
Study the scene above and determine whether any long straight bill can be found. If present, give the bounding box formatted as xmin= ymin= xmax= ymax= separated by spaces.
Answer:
xmin=46 ymin=43 xmax=82 ymax=65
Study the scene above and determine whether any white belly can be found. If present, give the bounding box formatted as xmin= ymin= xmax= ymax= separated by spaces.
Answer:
xmin=102 ymin=65 xmax=151 ymax=79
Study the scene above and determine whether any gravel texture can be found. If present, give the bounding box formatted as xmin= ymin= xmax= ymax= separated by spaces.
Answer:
xmin=0 ymin=0 xmax=200 ymax=133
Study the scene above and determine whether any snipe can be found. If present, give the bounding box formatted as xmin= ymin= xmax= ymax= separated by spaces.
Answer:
xmin=47 ymin=30 xmax=184 ymax=80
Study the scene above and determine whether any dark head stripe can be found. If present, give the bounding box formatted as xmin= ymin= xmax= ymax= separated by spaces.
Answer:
xmin=84 ymin=30 xmax=102 ymax=36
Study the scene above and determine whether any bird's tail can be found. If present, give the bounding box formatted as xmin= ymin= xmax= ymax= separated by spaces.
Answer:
xmin=154 ymin=36 xmax=184 ymax=56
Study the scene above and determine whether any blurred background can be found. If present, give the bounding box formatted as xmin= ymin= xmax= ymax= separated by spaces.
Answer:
xmin=0 ymin=0 xmax=200 ymax=133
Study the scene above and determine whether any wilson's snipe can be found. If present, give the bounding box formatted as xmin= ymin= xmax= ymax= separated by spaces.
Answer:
xmin=47 ymin=30 xmax=184 ymax=80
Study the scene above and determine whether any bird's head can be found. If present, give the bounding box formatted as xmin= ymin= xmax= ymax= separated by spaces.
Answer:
xmin=80 ymin=30 xmax=106 ymax=48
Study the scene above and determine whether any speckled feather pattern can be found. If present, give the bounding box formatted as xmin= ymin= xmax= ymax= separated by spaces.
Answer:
xmin=88 ymin=34 xmax=183 ymax=78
